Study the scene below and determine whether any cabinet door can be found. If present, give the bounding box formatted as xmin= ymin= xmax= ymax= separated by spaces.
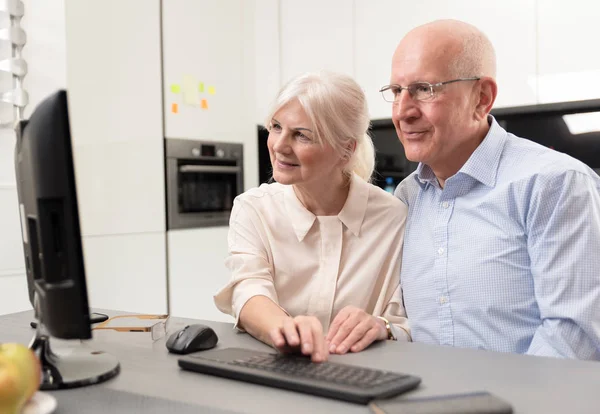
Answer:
xmin=65 ymin=0 xmax=165 ymax=236
xmin=355 ymin=0 xmax=537 ymax=119
xmin=163 ymin=0 xmax=245 ymax=142
xmin=279 ymin=0 xmax=354 ymax=83
xmin=537 ymin=1 xmax=600 ymax=103
xmin=83 ymin=232 xmax=168 ymax=314
xmin=167 ymin=228 xmax=233 ymax=322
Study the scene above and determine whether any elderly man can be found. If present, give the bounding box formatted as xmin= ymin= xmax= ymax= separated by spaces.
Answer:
xmin=384 ymin=19 xmax=600 ymax=359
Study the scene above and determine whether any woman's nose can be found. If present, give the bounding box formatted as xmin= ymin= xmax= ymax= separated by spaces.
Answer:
xmin=271 ymin=131 xmax=291 ymax=153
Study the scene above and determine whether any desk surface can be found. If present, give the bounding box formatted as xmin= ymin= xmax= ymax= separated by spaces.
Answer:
xmin=1 ymin=309 xmax=600 ymax=413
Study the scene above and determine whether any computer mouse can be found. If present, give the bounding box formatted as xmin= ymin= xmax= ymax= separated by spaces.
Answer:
xmin=165 ymin=324 xmax=219 ymax=355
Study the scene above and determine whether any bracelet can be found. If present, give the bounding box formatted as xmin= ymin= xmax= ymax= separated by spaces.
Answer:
xmin=376 ymin=316 xmax=397 ymax=341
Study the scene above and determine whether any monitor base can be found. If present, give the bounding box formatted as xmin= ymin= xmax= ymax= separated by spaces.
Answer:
xmin=30 ymin=333 xmax=120 ymax=390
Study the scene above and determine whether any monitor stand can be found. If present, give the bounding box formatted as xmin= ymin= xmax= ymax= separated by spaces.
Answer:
xmin=29 ymin=322 xmax=120 ymax=390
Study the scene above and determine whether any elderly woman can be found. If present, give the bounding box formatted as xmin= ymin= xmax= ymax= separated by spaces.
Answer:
xmin=214 ymin=71 xmax=409 ymax=362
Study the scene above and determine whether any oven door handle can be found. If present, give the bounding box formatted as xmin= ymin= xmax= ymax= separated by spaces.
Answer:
xmin=179 ymin=165 xmax=241 ymax=174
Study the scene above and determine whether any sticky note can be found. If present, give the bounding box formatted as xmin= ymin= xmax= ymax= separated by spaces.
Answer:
xmin=208 ymin=86 xmax=216 ymax=95
xmin=182 ymin=75 xmax=197 ymax=105
xmin=171 ymin=103 xmax=178 ymax=113
xmin=198 ymin=82 xmax=205 ymax=93
xmin=170 ymin=84 xmax=180 ymax=94
xmin=201 ymin=99 xmax=208 ymax=110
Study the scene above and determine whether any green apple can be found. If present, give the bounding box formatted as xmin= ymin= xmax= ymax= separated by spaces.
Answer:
xmin=0 ymin=343 xmax=41 ymax=414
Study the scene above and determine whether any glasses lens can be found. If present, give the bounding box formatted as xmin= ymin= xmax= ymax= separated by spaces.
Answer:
xmin=410 ymin=83 xmax=433 ymax=101
xmin=151 ymin=320 xmax=167 ymax=341
xmin=381 ymin=87 xmax=396 ymax=103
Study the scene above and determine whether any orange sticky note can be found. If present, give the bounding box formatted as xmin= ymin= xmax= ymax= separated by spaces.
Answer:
xmin=171 ymin=103 xmax=178 ymax=113
xmin=201 ymin=99 xmax=208 ymax=109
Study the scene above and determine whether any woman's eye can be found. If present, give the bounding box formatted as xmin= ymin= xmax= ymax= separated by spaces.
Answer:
xmin=296 ymin=132 xmax=312 ymax=142
xmin=271 ymin=123 xmax=282 ymax=131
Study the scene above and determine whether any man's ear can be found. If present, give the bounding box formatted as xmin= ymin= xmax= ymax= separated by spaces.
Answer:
xmin=474 ymin=77 xmax=497 ymax=121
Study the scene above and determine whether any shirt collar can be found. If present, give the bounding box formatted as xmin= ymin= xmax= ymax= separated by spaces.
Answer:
xmin=283 ymin=173 xmax=369 ymax=242
xmin=414 ymin=115 xmax=508 ymax=188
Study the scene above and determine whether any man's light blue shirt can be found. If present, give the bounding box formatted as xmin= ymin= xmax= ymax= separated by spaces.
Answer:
xmin=395 ymin=117 xmax=600 ymax=359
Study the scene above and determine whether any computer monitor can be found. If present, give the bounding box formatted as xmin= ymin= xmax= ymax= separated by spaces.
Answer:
xmin=14 ymin=89 xmax=120 ymax=389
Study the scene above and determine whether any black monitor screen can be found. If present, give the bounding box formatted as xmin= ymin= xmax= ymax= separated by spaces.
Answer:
xmin=14 ymin=90 xmax=120 ymax=389
xmin=15 ymin=90 xmax=92 ymax=340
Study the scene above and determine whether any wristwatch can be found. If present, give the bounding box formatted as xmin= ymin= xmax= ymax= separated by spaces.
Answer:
xmin=376 ymin=316 xmax=397 ymax=341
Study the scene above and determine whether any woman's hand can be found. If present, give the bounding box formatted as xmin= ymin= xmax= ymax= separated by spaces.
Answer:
xmin=268 ymin=315 xmax=328 ymax=362
xmin=326 ymin=306 xmax=388 ymax=354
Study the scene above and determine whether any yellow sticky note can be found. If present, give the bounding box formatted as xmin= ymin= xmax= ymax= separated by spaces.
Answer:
xmin=201 ymin=99 xmax=208 ymax=110
xmin=170 ymin=84 xmax=180 ymax=94
xmin=182 ymin=75 xmax=197 ymax=105
xmin=198 ymin=82 xmax=205 ymax=93
xmin=208 ymin=86 xmax=216 ymax=95
xmin=171 ymin=103 xmax=178 ymax=113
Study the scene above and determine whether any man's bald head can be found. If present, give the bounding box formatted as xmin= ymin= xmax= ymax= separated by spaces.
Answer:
xmin=394 ymin=19 xmax=496 ymax=80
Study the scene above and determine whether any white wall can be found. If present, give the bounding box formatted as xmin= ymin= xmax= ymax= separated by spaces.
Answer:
xmin=3 ymin=1 xmax=598 ymax=317
xmin=252 ymin=0 xmax=600 ymax=122
xmin=0 ymin=0 xmax=68 ymax=315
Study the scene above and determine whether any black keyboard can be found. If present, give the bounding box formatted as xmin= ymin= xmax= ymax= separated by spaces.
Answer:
xmin=178 ymin=347 xmax=421 ymax=404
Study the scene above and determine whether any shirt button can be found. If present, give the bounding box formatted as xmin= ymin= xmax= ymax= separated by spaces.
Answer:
xmin=442 ymin=201 xmax=449 ymax=209
xmin=439 ymin=296 xmax=448 ymax=304
xmin=437 ymin=247 xmax=445 ymax=256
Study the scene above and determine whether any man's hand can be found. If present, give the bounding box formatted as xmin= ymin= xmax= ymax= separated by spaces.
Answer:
xmin=268 ymin=315 xmax=328 ymax=362
xmin=326 ymin=306 xmax=388 ymax=354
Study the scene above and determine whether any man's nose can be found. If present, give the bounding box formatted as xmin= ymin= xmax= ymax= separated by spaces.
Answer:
xmin=393 ymin=90 xmax=419 ymax=121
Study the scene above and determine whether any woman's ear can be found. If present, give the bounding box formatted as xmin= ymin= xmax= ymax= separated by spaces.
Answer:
xmin=474 ymin=77 xmax=497 ymax=121
xmin=339 ymin=140 xmax=357 ymax=168
xmin=344 ymin=141 xmax=357 ymax=161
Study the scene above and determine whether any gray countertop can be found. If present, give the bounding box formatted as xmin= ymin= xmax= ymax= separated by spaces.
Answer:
xmin=2 ymin=309 xmax=599 ymax=413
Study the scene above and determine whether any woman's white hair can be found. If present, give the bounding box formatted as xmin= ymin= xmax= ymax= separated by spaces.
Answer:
xmin=264 ymin=70 xmax=375 ymax=182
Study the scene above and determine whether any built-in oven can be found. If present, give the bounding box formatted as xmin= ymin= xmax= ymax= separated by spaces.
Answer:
xmin=166 ymin=139 xmax=243 ymax=229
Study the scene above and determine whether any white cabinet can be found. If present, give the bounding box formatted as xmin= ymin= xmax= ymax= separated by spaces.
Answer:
xmin=65 ymin=0 xmax=165 ymax=236
xmin=354 ymin=0 xmax=538 ymax=119
xmin=162 ymin=0 xmax=258 ymax=191
xmin=279 ymin=0 xmax=354 ymax=84
xmin=82 ymin=232 xmax=168 ymax=314
xmin=167 ymin=228 xmax=233 ymax=322
xmin=537 ymin=1 xmax=600 ymax=103
xmin=253 ymin=0 xmax=281 ymax=125
xmin=163 ymin=0 xmax=246 ymax=142
xmin=65 ymin=0 xmax=167 ymax=314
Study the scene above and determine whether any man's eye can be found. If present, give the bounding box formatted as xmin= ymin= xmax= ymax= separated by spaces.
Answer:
xmin=414 ymin=84 xmax=430 ymax=93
